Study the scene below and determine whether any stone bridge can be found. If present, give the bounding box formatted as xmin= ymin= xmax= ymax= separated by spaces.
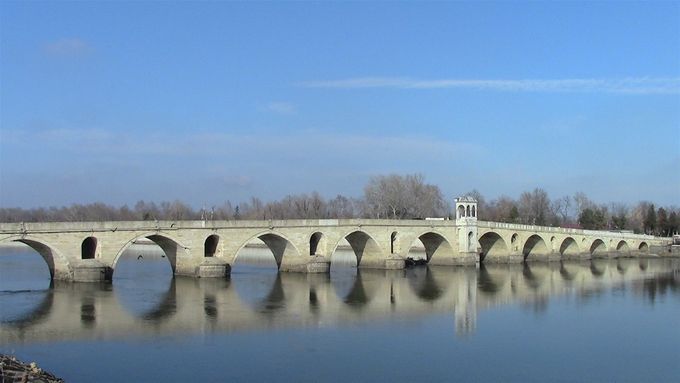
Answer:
xmin=0 ymin=206 xmax=667 ymax=282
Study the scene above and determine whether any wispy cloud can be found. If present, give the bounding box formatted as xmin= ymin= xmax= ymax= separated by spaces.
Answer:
xmin=43 ymin=38 xmax=91 ymax=56
xmin=265 ymin=101 xmax=296 ymax=115
xmin=300 ymin=77 xmax=680 ymax=94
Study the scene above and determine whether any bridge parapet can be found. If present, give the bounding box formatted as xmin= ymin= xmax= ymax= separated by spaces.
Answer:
xmin=478 ymin=221 xmax=656 ymax=240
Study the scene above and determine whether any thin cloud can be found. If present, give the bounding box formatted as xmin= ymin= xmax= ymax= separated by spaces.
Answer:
xmin=300 ymin=77 xmax=680 ymax=94
xmin=43 ymin=38 xmax=91 ymax=56
xmin=266 ymin=101 xmax=296 ymax=115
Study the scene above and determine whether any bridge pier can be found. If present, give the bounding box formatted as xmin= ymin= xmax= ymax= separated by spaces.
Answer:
xmin=429 ymin=252 xmax=478 ymax=266
xmin=196 ymin=259 xmax=232 ymax=278
xmin=280 ymin=255 xmax=331 ymax=273
xmin=71 ymin=260 xmax=112 ymax=283
xmin=483 ymin=254 xmax=523 ymax=264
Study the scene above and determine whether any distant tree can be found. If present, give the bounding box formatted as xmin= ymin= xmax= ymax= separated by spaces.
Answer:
xmin=644 ymin=204 xmax=656 ymax=234
xmin=610 ymin=203 xmax=629 ymax=230
xmin=579 ymin=207 xmax=607 ymax=230
xmin=363 ymin=173 xmax=447 ymax=219
xmin=518 ymin=188 xmax=550 ymax=225
xmin=657 ymin=207 xmax=668 ymax=236
xmin=509 ymin=205 xmax=520 ymax=223
xmin=668 ymin=211 xmax=679 ymax=236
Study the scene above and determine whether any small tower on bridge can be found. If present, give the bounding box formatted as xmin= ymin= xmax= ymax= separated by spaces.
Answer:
xmin=455 ymin=196 xmax=478 ymax=256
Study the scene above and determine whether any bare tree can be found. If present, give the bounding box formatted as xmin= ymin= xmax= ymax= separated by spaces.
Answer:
xmin=363 ymin=173 xmax=447 ymax=219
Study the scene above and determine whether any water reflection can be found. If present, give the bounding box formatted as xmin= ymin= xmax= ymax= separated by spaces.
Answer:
xmin=1 ymin=257 xmax=679 ymax=345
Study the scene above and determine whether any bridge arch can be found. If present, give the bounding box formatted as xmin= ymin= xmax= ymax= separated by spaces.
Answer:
xmin=590 ymin=239 xmax=607 ymax=256
xmin=559 ymin=237 xmax=580 ymax=257
xmin=638 ymin=242 xmax=649 ymax=252
xmin=616 ymin=240 xmax=630 ymax=252
xmin=522 ymin=235 xmax=549 ymax=260
xmin=479 ymin=232 xmax=509 ymax=262
xmin=0 ymin=235 xmax=71 ymax=281
xmin=408 ymin=231 xmax=456 ymax=264
xmin=234 ymin=231 xmax=302 ymax=269
xmin=112 ymin=232 xmax=187 ymax=274
xmin=331 ymin=230 xmax=384 ymax=267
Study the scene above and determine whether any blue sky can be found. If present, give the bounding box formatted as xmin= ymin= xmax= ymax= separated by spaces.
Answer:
xmin=1 ymin=1 xmax=679 ymax=208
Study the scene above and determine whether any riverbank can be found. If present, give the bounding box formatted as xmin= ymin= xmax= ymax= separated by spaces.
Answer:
xmin=1 ymin=354 xmax=64 ymax=382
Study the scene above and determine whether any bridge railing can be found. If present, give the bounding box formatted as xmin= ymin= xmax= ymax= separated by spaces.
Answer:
xmin=477 ymin=220 xmax=656 ymax=240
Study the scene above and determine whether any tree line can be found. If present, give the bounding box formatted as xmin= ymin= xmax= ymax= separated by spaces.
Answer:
xmin=1 ymin=174 xmax=677 ymax=236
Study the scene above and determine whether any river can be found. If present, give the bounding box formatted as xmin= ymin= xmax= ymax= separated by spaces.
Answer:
xmin=1 ymin=244 xmax=679 ymax=382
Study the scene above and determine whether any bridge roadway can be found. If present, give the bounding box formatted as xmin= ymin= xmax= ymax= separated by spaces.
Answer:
xmin=0 ymin=218 xmax=668 ymax=282
xmin=1 ymin=258 xmax=677 ymax=345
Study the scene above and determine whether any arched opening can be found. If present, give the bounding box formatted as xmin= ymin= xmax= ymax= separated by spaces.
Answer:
xmin=550 ymin=236 xmax=556 ymax=252
xmin=590 ymin=239 xmax=607 ymax=256
xmin=466 ymin=205 xmax=471 ymax=217
xmin=204 ymin=235 xmax=219 ymax=257
xmin=390 ymin=231 xmax=398 ymax=254
xmin=639 ymin=242 xmax=649 ymax=252
xmin=478 ymin=232 xmax=509 ymax=262
xmin=468 ymin=231 xmax=475 ymax=252
xmin=332 ymin=231 xmax=383 ymax=270
xmin=234 ymin=232 xmax=301 ymax=272
xmin=0 ymin=240 xmax=56 ymax=325
xmin=511 ymin=233 xmax=519 ymax=250
xmin=457 ymin=205 xmax=465 ymax=218
xmin=110 ymin=235 xmax=180 ymax=320
xmin=0 ymin=238 xmax=67 ymax=284
xmin=111 ymin=235 xmax=179 ymax=302
xmin=522 ymin=235 xmax=549 ymax=260
xmin=471 ymin=206 xmax=476 ymax=217
xmin=559 ymin=237 xmax=580 ymax=257
xmin=407 ymin=232 xmax=455 ymax=264
xmin=310 ymin=232 xmax=325 ymax=256
xmin=616 ymin=240 xmax=630 ymax=252
xmin=81 ymin=237 xmax=97 ymax=260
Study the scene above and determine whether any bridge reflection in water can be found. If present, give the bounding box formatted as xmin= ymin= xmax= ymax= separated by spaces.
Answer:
xmin=1 ymin=254 xmax=678 ymax=345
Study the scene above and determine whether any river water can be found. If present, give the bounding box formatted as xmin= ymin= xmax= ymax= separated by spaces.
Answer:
xmin=1 ymin=244 xmax=679 ymax=382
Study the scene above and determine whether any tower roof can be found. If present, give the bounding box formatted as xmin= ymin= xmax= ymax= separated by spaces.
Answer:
xmin=455 ymin=196 xmax=477 ymax=203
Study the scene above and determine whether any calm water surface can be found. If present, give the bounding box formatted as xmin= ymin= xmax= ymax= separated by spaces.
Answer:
xmin=1 ymin=245 xmax=679 ymax=382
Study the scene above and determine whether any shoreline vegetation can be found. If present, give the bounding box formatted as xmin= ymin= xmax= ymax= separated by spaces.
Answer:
xmin=1 ymin=174 xmax=677 ymax=237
